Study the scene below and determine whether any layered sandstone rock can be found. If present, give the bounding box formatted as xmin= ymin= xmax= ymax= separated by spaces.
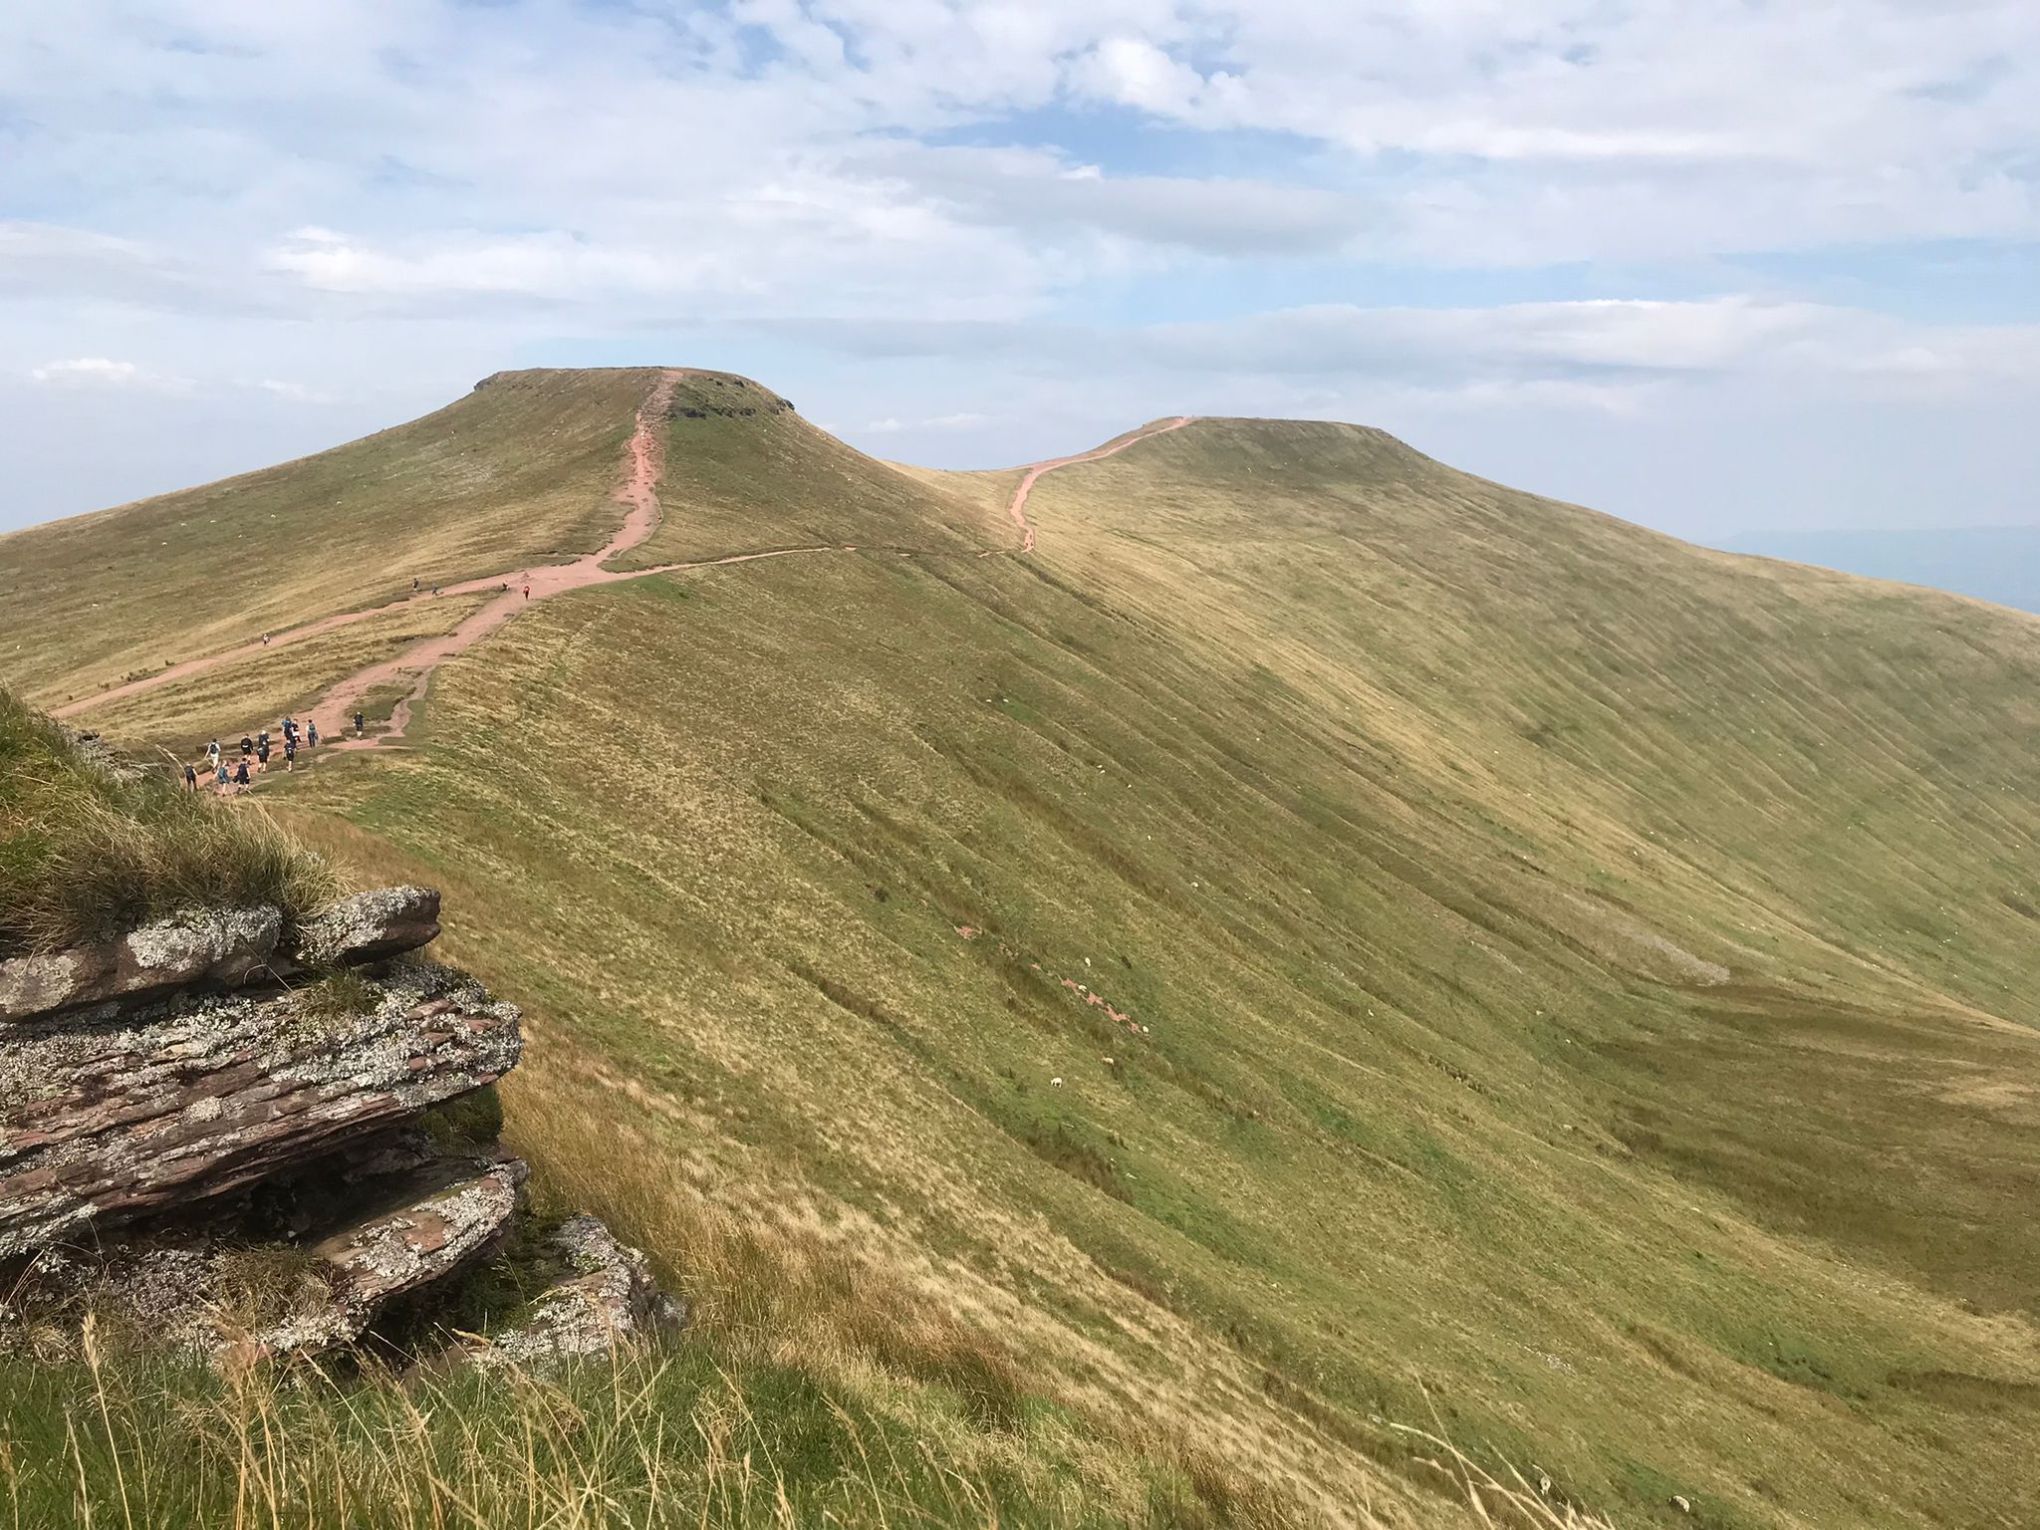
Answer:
xmin=0 ymin=884 xmax=442 ymax=1027
xmin=0 ymin=905 xmax=282 ymax=1024
xmin=472 ymin=1214 xmax=684 ymax=1369
xmin=0 ymin=961 xmax=520 ymax=1260
xmin=245 ymin=1153 xmax=528 ymax=1359
xmin=0 ymin=882 xmax=675 ymax=1370
xmin=291 ymin=886 xmax=441 ymax=970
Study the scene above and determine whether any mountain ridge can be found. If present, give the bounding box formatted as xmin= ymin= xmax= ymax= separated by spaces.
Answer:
xmin=3 ymin=365 xmax=2038 ymax=1528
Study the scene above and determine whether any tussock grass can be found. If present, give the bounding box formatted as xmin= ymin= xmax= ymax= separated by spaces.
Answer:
xmin=0 ymin=687 xmax=336 ymax=955
xmin=498 ymin=1080 xmax=1354 ymax=1526
xmin=293 ymin=965 xmax=381 ymax=1028
xmin=0 ymin=1325 xmax=1102 ymax=1530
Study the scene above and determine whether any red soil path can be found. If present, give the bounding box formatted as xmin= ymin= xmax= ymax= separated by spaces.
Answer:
xmin=56 ymin=392 xmax=1196 ymax=756
xmin=1000 ymin=417 xmax=1192 ymax=553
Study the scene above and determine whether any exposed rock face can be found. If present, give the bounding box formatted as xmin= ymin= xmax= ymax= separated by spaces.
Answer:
xmin=290 ymin=886 xmax=441 ymax=970
xmin=474 ymin=1215 xmax=684 ymax=1369
xmin=2 ymin=1150 xmax=526 ymax=1364
xmin=0 ymin=887 xmax=442 ymax=1029
xmin=248 ymin=1154 xmax=527 ymax=1359
xmin=0 ymin=905 xmax=282 ymax=1025
xmin=0 ymin=962 xmax=520 ymax=1260
xmin=0 ymin=880 xmax=678 ymax=1371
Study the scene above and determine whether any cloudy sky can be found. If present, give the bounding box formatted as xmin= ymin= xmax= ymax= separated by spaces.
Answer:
xmin=3 ymin=1 xmax=2037 ymax=538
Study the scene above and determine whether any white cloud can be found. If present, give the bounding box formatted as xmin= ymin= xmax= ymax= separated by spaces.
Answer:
xmin=1078 ymin=37 xmax=1209 ymax=115
xmin=862 ymin=411 xmax=989 ymax=433
xmin=1128 ymin=297 xmax=2040 ymax=401
xmin=28 ymin=357 xmax=192 ymax=394
xmin=252 ymin=378 xmax=333 ymax=404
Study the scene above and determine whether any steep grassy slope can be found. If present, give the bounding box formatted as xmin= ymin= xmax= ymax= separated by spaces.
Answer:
xmin=610 ymin=372 xmax=1008 ymax=567
xmin=5 ymin=377 xmax=2038 ymax=1528
xmin=0 ymin=369 xmax=659 ymax=708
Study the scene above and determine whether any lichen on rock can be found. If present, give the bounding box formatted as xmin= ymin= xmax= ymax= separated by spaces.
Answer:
xmin=0 ymin=879 xmax=677 ymax=1374
xmin=0 ymin=904 xmax=282 ymax=1025
xmin=0 ymin=960 xmax=521 ymax=1259
xmin=470 ymin=1214 xmax=685 ymax=1370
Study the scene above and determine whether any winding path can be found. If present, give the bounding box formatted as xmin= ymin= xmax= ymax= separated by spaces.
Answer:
xmin=55 ymin=388 xmax=1195 ymax=753
xmin=1001 ymin=417 xmax=1192 ymax=553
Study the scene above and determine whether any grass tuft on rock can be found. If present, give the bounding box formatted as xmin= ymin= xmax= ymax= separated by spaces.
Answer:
xmin=0 ymin=686 xmax=337 ymax=956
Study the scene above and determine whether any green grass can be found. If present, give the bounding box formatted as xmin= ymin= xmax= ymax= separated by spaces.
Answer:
xmin=11 ymin=376 xmax=2040 ymax=1528
xmin=0 ymin=1341 xmax=1268 ymax=1530
xmin=0 ymin=368 xmax=657 ymax=709
xmin=0 ymin=687 xmax=335 ymax=955
xmin=607 ymin=373 xmax=1008 ymax=569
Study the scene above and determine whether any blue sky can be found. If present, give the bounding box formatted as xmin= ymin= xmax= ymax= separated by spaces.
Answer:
xmin=2 ymin=0 xmax=2037 ymax=538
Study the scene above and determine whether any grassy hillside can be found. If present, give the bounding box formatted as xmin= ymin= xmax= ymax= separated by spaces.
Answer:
xmin=609 ymin=372 xmax=1009 ymax=568
xmin=5 ymin=376 xmax=2037 ymax=1529
xmin=0 ymin=368 xmax=659 ymax=709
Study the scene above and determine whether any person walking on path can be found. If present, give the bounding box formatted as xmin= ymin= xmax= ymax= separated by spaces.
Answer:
xmin=256 ymin=739 xmax=271 ymax=769
xmin=239 ymin=735 xmax=254 ymax=758
xmin=232 ymin=758 xmax=251 ymax=790
xmin=307 ymin=719 xmax=320 ymax=749
xmin=284 ymin=737 xmax=297 ymax=772
xmin=214 ymin=762 xmax=230 ymax=791
xmin=207 ymin=739 xmax=221 ymax=770
xmin=182 ymin=763 xmax=198 ymax=791
xmin=354 ymin=709 xmax=365 ymax=737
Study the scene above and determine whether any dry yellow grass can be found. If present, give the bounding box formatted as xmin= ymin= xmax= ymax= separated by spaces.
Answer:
xmin=10 ymin=378 xmax=2040 ymax=1528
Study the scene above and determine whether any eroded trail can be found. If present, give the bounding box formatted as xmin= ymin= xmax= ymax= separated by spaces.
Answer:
xmin=1000 ymin=417 xmax=1193 ymax=552
xmin=316 ymin=369 xmax=683 ymax=747
xmin=56 ymin=399 xmax=1197 ymax=755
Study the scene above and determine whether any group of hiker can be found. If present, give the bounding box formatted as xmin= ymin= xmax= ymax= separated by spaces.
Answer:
xmin=183 ymin=707 xmax=367 ymax=793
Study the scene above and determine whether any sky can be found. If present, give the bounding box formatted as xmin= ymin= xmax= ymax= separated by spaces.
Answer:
xmin=2 ymin=0 xmax=2037 ymax=539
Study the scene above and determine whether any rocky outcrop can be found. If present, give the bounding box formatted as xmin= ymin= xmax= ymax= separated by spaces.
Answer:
xmin=472 ymin=1215 xmax=684 ymax=1370
xmin=0 ymin=885 xmax=442 ymax=1027
xmin=245 ymin=1154 xmax=527 ymax=1359
xmin=291 ymin=886 xmax=441 ymax=970
xmin=0 ymin=882 xmax=677 ymax=1370
xmin=0 ymin=905 xmax=282 ymax=1024
xmin=0 ymin=961 xmax=519 ymax=1261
